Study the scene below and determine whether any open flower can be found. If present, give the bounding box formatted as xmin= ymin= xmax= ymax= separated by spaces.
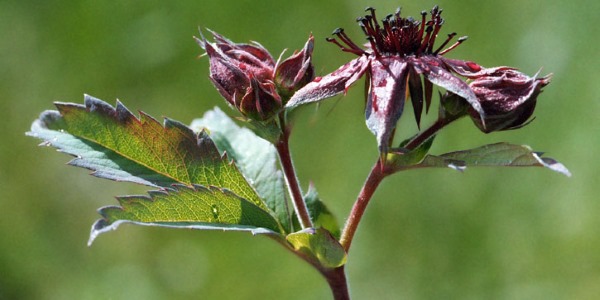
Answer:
xmin=196 ymin=31 xmax=314 ymax=121
xmin=467 ymin=69 xmax=551 ymax=133
xmin=287 ymin=6 xmax=498 ymax=152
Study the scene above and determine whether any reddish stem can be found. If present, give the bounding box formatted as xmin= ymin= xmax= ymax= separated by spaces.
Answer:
xmin=275 ymin=115 xmax=313 ymax=229
xmin=322 ymin=266 xmax=350 ymax=300
xmin=404 ymin=117 xmax=450 ymax=150
xmin=339 ymin=160 xmax=386 ymax=252
xmin=339 ymin=117 xmax=451 ymax=253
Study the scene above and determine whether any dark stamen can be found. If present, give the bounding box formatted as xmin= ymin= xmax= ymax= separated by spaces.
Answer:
xmin=417 ymin=11 xmax=427 ymax=47
xmin=357 ymin=18 xmax=370 ymax=36
xmin=365 ymin=7 xmax=381 ymax=31
xmin=433 ymin=32 xmax=456 ymax=55
xmin=391 ymin=27 xmax=401 ymax=53
xmin=438 ymin=36 xmax=467 ymax=55
xmin=360 ymin=16 xmax=378 ymax=42
xmin=382 ymin=15 xmax=394 ymax=41
xmin=418 ymin=24 xmax=433 ymax=54
xmin=331 ymin=6 xmax=457 ymax=58
xmin=327 ymin=28 xmax=365 ymax=56
xmin=334 ymin=28 xmax=365 ymax=54
xmin=427 ymin=18 xmax=444 ymax=53
xmin=394 ymin=7 xmax=402 ymax=20
xmin=431 ymin=5 xmax=440 ymax=16
xmin=365 ymin=36 xmax=380 ymax=56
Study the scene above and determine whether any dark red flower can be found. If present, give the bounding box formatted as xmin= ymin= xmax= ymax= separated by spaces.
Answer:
xmin=197 ymin=30 xmax=314 ymax=121
xmin=287 ymin=6 xmax=492 ymax=152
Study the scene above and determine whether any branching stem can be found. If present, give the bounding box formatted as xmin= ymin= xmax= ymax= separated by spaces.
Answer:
xmin=339 ymin=117 xmax=452 ymax=253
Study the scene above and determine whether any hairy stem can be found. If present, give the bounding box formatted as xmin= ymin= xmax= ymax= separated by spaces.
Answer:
xmin=339 ymin=160 xmax=386 ymax=252
xmin=276 ymin=114 xmax=313 ymax=229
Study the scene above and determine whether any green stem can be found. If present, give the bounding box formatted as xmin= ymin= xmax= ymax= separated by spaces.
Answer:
xmin=339 ymin=160 xmax=386 ymax=252
xmin=276 ymin=114 xmax=313 ymax=229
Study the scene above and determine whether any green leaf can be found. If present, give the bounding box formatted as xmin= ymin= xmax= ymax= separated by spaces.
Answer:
xmin=286 ymin=228 xmax=347 ymax=269
xmin=28 ymin=96 xmax=287 ymax=242
xmin=392 ymin=142 xmax=571 ymax=176
xmin=301 ymin=184 xmax=340 ymax=239
xmin=386 ymin=135 xmax=435 ymax=168
xmin=27 ymin=95 xmax=268 ymax=209
xmin=28 ymin=110 xmax=177 ymax=187
xmin=190 ymin=107 xmax=291 ymax=233
xmin=89 ymin=185 xmax=282 ymax=245
xmin=441 ymin=142 xmax=566 ymax=170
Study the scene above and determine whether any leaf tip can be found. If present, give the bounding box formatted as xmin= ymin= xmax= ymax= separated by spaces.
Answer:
xmin=448 ymin=163 xmax=467 ymax=172
xmin=533 ymin=154 xmax=571 ymax=177
xmin=88 ymin=218 xmax=118 ymax=246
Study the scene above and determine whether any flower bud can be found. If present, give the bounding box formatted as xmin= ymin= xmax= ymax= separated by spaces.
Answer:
xmin=197 ymin=31 xmax=281 ymax=121
xmin=468 ymin=69 xmax=551 ymax=133
xmin=274 ymin=35 xmax=315 ymax=100
xmin=239 ymin=78 xmax=282 ymax=121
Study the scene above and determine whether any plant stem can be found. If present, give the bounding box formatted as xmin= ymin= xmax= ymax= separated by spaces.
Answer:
xmin=404 ymin=117 xmax=449 ymax=150
xmin=322 ymin=266 xmax=350 ymax=300
xmin=276 ymin=114 xmax=313 ymax=229
xmin=339 ymin=160 xmax=386 ymax=252
xmin=338 ymin=116 xmax=454 ymax=252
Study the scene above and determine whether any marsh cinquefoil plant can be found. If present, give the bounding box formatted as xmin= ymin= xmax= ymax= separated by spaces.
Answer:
xmin=27 ymin=6 xmax=569 ymax=299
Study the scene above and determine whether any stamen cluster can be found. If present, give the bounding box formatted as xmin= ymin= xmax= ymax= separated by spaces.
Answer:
xmin=327 ymin=6 xmax=466 ymax=58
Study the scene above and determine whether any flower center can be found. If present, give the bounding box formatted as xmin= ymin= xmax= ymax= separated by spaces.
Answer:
xmin=327 ymin=6 xmax=467 ymax=57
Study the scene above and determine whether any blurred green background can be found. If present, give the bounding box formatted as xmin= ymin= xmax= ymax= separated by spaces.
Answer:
xmin=1 ymin=0 xmax=598 ymax=299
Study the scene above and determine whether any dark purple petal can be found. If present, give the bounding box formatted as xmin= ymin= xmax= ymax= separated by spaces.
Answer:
xmin=424 ymin=78 xmax=433 ymax=113
xmin=200 ymin=30 xmax=274 ymax=83
xmin=204 ymin=42 xmax=250 ymax=106
xmin=207 ymin=29 xmax=275 ymax=67
xmin=441 ymin=58 xmax=512 ymax=78
xmin=407 ymin=66 xmax=424 ymax=128
xmin=240 ymin=78 xmax=282 ymax=121
xmin=286 ymin=55 xmax=370 ymax=108
xmin=274 ymin=34 xmax=315 ymax=98
xmin=410 ymin=56 xmax=485 ymax=121
xmin=365 ymin=58 xmax=409 ymax=153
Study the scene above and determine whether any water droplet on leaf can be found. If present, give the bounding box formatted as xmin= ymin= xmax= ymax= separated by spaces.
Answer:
xmin=211 ymin=204 xmax=219 ymax=220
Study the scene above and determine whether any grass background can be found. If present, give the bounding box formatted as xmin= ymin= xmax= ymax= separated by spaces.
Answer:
xmin=1 ymin=0 xmax=599 ymax=299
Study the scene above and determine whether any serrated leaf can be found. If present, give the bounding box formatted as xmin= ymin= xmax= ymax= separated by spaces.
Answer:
xmin=286 ymin=228 xmax=347 ymax=269
xmin=392 ymin=142 xmax=570 ymax=176
xmin=89 ymin=184 xmax=282 ymax=245
xmin=27 ymin=95 xmax=268 ymax=210
xmin=190 ymin=107 xmax=291 ymax=233
xmin=29 ymin=111 xmax=177 ymax=187
xmin=299 ymin=184 xmax=340 ymax=239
